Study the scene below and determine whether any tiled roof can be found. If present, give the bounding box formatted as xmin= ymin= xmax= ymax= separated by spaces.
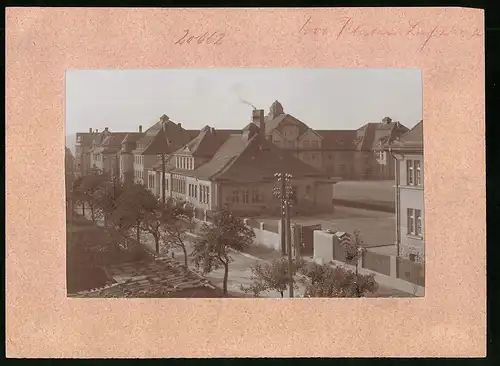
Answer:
xmin=316 ymin=130 xmax=358 ymax=150
xmin=136 ymin=119 xmax=194 ymax=155
xmin=175 ymin=126 xmax=241 ymax=158
xmin=390 ymin=120 xmax=423 ymax=150
xmin=71 ymin=257 xmax=222 ymax=298
xmin=355 ymin=121 xmax=410 ymax=151
xmin=190 ymin=134 xmax=246 ymax=180
xmin=264 ymin=114 xmax=309 ymax=137
xmin=121 ymin=132 xmax=144 ymax=144
xmin=187 ymin=133 xmax=331 ymax=182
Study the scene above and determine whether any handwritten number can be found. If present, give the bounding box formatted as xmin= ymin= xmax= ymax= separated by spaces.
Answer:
xmin=175 ymin=30 xmax=225 ymax=45
xmin=174 ymin=29 xmax=189 ymax=45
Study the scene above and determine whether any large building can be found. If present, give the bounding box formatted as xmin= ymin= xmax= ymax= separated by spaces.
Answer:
xmin=150 ymin=109 xmax=339 ymax=216
xmin=388 ymin=120 xmax=424 ymax=262
xmin=131 ymin=115 xmax=198 ymax=187
xmin=262 ymin=101 xmax=409 ymax=180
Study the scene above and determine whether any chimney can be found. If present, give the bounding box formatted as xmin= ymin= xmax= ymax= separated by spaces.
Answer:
xmin=252 ymin=109 xmax=265 ymax=140
xmin=89 ymin=128 xmax=92 ymax=134
xmin=139 ymin=125 xmax=143 ymax=133
xmin=177 ymin=123 xmax=182 ymax=128
xmin=95 ymin=129 xmax=99 ymax=133
xmin=104 ymin=127 xmax=109 ymax=132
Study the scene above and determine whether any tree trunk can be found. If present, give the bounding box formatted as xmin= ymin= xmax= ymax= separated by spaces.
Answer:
xmin=182 ymin=244 xmax=188 ymax=269
xmin=280 ymin=291 xmax=284 ymax=298
xmin=82 ymin=202 xmax=85 ymax=216
xmin=136 ymin=223 xmax=140 ymax=246
xmin=90 ymin=205 xmax=95 ymax=223
xmin=154 ymin=234 xmax=160 ymax=254
xmin=223 ymin=261 xmax=229 ymax=295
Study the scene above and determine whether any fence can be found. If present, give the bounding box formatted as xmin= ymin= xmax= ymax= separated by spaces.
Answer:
xmin=266 ymin=222 xmax=280 ymax=234
xmin=246 ymin=218 xmax=261 ymax=230
xmin=362 ymin=250 xmax=391 ymax=276
xmin=397 ymin=257 xmax=425 ymax=286
xmin=314 ymin=230 xmax=425 ymax=295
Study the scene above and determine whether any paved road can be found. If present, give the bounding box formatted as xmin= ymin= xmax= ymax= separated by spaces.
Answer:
xmin=76 ymin=208 xmax=409 ymax=298
xmin=334 ymin=180 xmax=395 ymax=203
xmin=258 ymin=206 xmax=396 ymax=250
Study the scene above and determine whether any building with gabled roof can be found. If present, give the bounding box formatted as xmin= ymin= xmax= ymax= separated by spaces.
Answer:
xmin=150 ymin=109 xmax=340 ymax=216
xmin=131 ymin=114 xmax=198 ymax=188
xmin=387 ymin=120 xmax=424 ymax=262
xmin=262 ymin=101 xmax=409 ymax=180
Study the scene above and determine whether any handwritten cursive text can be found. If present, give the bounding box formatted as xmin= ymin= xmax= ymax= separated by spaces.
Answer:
xmin=298 ymin=16 xmax=483 ymax=51
xmin=174 ymin=29 xmax=226 ymax=45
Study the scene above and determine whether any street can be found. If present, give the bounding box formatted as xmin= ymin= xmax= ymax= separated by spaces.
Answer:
xmin=77 ymin=207 xmax=410 ymax=297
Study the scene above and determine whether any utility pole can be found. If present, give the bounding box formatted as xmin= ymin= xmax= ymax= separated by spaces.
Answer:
xmin=162 ymin=153 xmax=166 ymax=204
xmin=274 ymin=172 xmax=294 ymax=298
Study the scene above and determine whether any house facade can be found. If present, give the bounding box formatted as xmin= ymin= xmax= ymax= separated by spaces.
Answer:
xmin=151 ymin=109 xmax=340 ymax=216
xmin=75 ymin=128 xmax=110 ymax=177
xmin=263 ymin=101 xmax=409 ymax=180
xmin=388 ymin=120 xmax=424 ymax=262
xmin=132 ymin=115 xmax=198 ymax=189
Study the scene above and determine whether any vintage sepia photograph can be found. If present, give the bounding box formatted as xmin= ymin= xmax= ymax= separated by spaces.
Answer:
xmin=65 ymin=68 xmax=424 ymax=298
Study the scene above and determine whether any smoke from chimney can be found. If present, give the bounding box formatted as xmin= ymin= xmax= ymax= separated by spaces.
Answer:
xmin=239 ymin=96 xmax=257 ymax=110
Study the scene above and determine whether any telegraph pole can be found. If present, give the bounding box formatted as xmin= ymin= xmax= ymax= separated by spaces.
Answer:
xmin=274 ymin=172 xmax=294 ymax=298
xmin=162 ymin=153 xmax=166 ymax=204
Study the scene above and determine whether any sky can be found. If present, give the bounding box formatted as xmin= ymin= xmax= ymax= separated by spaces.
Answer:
xmin=65 ymin=68 xmax=422 ymax=140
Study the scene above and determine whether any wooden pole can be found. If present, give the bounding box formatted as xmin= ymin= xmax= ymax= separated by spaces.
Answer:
xmin=162 ymin=153 xmax=166 ymax=204
xmin=285 ymin=198 xmax=294 ymax=298
xmin=280 ymin=176 xmax=286 ymax=255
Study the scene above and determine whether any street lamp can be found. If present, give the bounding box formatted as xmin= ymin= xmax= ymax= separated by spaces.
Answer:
xmin=274 ymin=172 xmax=294 ymax=298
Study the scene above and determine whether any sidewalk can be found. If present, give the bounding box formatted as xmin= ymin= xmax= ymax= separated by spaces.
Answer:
xmin=75 ymin=207 xmax=412 ymax=298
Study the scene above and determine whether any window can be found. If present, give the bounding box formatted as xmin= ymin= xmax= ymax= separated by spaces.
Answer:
xmin=242 ymin=189 xmax=249 ymax=204
xmin=407 ymin=159 xmax=422 ymax=186
xmin=251 ymin=188 xmax=260 ymax=203
xmin=415 ymin=160 xmax=422 ymax=185
xmin=407 ymin=208 xmax=417 ymax=235
xmin=232 ymin=190 xmax=239 ymax=203
xmin=303 ymin=140 xmax=309 ymax=148
xmin=409 ymin=253 xmax=417 ymax=262
xmin=206 ymin=189 xmax=210 ymax=204
xmin=407 ymin=160 xmax=414 ymax=185
xmin=176 ymin=156 xmax=179 ymax=168
xmin=311 ymin=140 xmax=319 ymax=148
xmin=415 ymin=209 xmax=422 ymax=236
xmin=194 ymin=185 xmax=197 ymax=199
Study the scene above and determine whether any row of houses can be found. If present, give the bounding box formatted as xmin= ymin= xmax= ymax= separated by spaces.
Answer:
xmin=75 ymin=101 xmax=411 ymax=181
xmin=73 ymin=101 xmax=424 ymax=262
